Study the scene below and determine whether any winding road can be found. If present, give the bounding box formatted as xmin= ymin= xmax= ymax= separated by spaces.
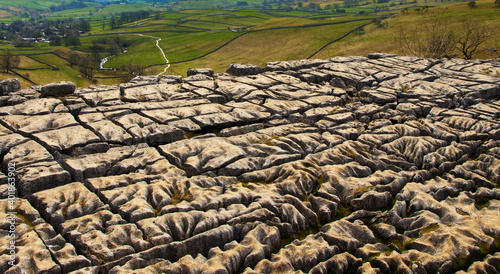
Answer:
xmin=136 ymin=34 xmax=170 ymax=76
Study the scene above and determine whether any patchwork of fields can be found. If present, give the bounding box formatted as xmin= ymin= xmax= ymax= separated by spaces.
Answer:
xmin=0 ymin=0 xmax=498 ymax=88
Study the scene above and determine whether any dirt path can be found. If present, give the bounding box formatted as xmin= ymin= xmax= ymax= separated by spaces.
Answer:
xmin=136 ymin=34 xmax=170 ymax=76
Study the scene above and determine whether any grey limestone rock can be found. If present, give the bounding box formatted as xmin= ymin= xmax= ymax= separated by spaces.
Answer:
xmin=32 ymin=125 xmax=101 ymax=153
xmin=0 ymin=78 xmax=21 ymax=95
xmin=0 ymin=112 xmax=79 ymax=134
xmin=16 ymin=161 xmax=72 ymax=197
xmin=2 ymin=55 xmax=500 ymax=273
xmin=40 ymin=81 xmax=76 ymax=97
xmin=0 ymin=199 xmax=61 ymax=273
xmin=226 ymin=63 xmax=263 ymax=76
xmin=187 ymin=68 xmax=214 ymax=77
xmin=0 ymin=98 xmax=66 ymax=115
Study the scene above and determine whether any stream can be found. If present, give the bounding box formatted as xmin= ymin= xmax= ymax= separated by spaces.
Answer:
xmin=99 ymin=49 xmax=128 ymax=70
xmin=99 ymin=34 xmax=169 ymax=76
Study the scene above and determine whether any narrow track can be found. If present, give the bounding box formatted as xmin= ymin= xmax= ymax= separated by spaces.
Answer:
xmin=136 ymin=34 xmax=170 ymax=76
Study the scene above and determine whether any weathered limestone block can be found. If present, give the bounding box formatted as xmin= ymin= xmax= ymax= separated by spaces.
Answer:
xmin=465 ymin=252 xmax=500 ymax=273
xmin=107 ymin=146 xmax=166 ymax=175
xmin=360 ymin=87 xmax=398 ymax=104
xmin=2 ymin=140 xmax=53 ymax=170
xmin=100 ymin=181 xmax=173 ymax=222
xmin=0 ymin=98 xmax=66 ymax=116
xmin=0 ymin=124 xmax=10 ymax=136
xmin=78 ymin=89 xmax=120 ymax=107
xmin=40 ymin=81 xmax=76 ymax=97
xmin=315 ymin=112 xmax=355 ymax=129
xmin=63 ymin=145 xmax=138 ymax=182
xmin=233 ymin=74 xmax=279 ymax=89
xmin=350 ymin=190 xmax=392 ymax=210
xmin=34 ymin=223 xmax=92 ymax=272
xmin=0 ymin=112 xmax=78 ymax=134
xmin=380 ymin=136 xmax=448 ymax=168
xmin=250 ymin=234 xmax=338 ymax=273
xmin=262 ymin=99 xmax=310 ymax=116
xmin=328 ymin=121 xmax=365 ymax=140
xmin=63 ymin=145 xmax=183 ymax=182
xmin=155 ymin=84 xmax=199 ymax=100
xmin=215 ymin=81 xmax=258 ymax=101
xmin=0 ymin=199 xmax=61 ymax=274
xmin=266 ymin=59 xmax=329 ymax=71
xmin=210 ymin=223 xmax=280 ymax=272
xmin=319 ymin=219 xmax=377 ymax=253
xmin=0 ymin=78 xmax=21 ymax=95
xmin=75 ymin=223 xmax=152 ymax=265
xmin=184 ymin=74 xmax=213 ymax=83
xmin=112 ymin=113 xmax=184 ymax=145
xmin=159 ymin=138 xmax=246 ymax=176
xmin=160 ymin=74 xmax=182 ymax=84
xmin=239 ymin=160 xmax=321 ymax=199
xmin=122 ymin=75 xmax=159 ymax=87
xmin=15 ymin=161 xmax=72 ymax=197
xmin=28 ymin=182 xmax=109 ymax=226
xmin=122 ymin=85 xmax=164 ymax=102
xmin=187 ymin=68 xmax=214 ymax=77
xmin=167 ymin=118 xmax=201 ymax=131
xmin=219 ymin=123 xmax=264 ymax=137
xmin=0 ymin=95 xmax=27 ymax=107
xmin=141 ymin=103 xmax=232 ymax=123
xmin=226 ymin=63 xmax=263 ymax=76
xmin=32 ymin=125 xmax=101 ymax=153
xmin=309 ymin=252 xmax=362 ymax=274
xmin=0 ymin=199 xmax=91 ymax=273
xmin=85 ymin=120 xmax=134 ymax=145
xmin=302 ymin=95 xmax=344 ymax=107
xmin=60 ymin=210 xmax=126 ymax=241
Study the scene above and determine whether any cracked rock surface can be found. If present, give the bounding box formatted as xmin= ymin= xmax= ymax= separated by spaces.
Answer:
xmin=1 ymin=54 xmax=500 ymax=273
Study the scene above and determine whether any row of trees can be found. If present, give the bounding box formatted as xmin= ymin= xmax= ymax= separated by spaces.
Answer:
xmin=109 ymin=10 xmax=154 ymax=28
xmin=90 ymin=36 xmax=131 ymax=56
xmin=399 ymin=12 xmax=492 ymax=59
xmin=49 ymin=1 xmax=87 ymax=13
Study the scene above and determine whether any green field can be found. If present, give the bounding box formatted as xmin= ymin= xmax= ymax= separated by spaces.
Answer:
xmin=0 ymin=0 xmax=59 ymax=10
xmin=313 ymin=0 xmax=500 ymax=60
xmin=0 ymin=0 xmax=497 ymax=88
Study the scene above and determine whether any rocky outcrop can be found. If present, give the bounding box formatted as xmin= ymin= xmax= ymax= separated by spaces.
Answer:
xmin=40 ymin=81 xmax=76 ymax=97
xmin=0 ymin=78 xmax=21 ymax=95
xmin=227 ymin=64 xmax=264 ymax=76
xmin=1 ymin=54 xmax=500 ymax=273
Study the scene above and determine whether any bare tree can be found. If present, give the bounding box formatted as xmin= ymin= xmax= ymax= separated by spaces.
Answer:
xmin=455 ymin=20 xmax=492 ymax=59
xmin=68 ymin=52 xmax=80 ymax=67
xmin=77 ymin=53 xmax=100 ymax=80
xmin=120 ymin=63 xmax=147 ymax=82
xmin=0 ymin=51 xmax=20 ymax=73
xmin=399 ymin=11 xmax=455 ymax=59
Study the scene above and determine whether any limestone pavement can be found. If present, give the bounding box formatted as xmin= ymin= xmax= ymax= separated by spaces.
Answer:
xmin=0 ymin=53 xmax=500 ymax=273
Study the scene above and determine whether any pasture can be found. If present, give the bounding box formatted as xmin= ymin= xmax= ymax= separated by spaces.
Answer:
xmin=0 ymin=0 xmax=495 ymax=88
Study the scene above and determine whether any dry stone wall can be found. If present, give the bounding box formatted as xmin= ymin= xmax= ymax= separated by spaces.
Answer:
xmin=1 ymin=53 xmax=500 ymax=273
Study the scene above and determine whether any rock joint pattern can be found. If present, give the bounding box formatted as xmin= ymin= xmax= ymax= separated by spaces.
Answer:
xmin=1 ymin=54 xmax=500 ymax=273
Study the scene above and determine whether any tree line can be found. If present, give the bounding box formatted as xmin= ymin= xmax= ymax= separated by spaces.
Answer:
xmin=109 ymin=10 xmax=154 ymax=28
